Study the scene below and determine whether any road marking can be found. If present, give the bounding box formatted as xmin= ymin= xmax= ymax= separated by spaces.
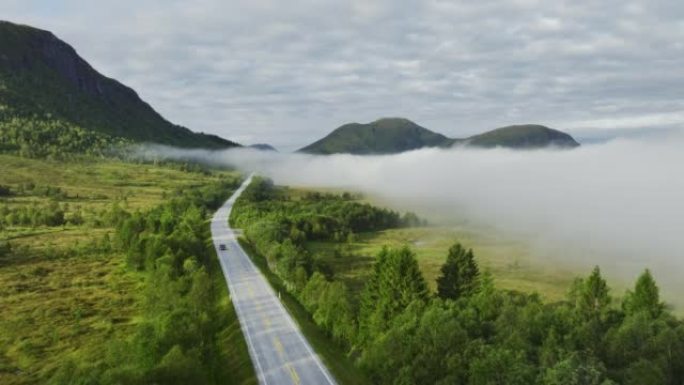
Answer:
xmin=213 ymin=174 xmax=336 ymax=385
xmin=272 ymin=336 xmax=285 ymax=356
xmin=288 ymin=364 xmax=301 ymax=385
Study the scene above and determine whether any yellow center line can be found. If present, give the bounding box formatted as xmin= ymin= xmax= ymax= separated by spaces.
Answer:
xmin=272 ymin=336 xmax=285 ymax=356
xmin=288 ymin=364 xmax=301 ymax=385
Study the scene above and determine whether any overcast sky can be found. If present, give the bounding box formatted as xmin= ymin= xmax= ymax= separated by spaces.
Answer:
xmin=3 ymin=0 xmax=683 ymax=150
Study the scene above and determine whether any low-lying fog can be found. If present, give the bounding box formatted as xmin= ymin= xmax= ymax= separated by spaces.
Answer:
xmin=137 ymin=131 xmax=684 ymax=305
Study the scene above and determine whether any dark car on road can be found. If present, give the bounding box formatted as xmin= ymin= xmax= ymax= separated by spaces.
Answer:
xmin=219 ymin=244 xmax=227 ymax=251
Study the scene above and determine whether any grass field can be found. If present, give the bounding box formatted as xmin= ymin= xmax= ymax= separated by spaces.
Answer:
xmin=0 ymin=155 xmax=253 ymax=385
xmin=0 ymin=155 xmax=210 ymax=211
xmin=285 ymin=185 xmax=582 ymax=303
xmin=308 ymin=226 xmax=577 ymax=302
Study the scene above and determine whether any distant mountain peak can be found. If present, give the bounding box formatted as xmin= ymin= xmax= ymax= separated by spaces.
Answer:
xmin=249 ymin=143 xmax=277 ymax=152
xmin=463 ymin=124 xmax=580 ymax=149
xmin=298 ymin=117 xmax=448 ymax=155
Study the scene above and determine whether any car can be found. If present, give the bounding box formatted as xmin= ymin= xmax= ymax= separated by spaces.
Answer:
xmin=219 ymin=244 xmax=227 ymax=251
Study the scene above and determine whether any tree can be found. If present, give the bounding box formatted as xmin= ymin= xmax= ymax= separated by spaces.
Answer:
xmin=437 ymin=243 xmax=480 ymax=300
xmin=358 ymin=247 xmax=429 ymax=344
xmin=541 ymin=353 xmax=607 ymax=385
xmin=568 ymin=267 xmax=612 ymax=355
xmin=572 ymin=266 xmax=611 ymax=320
xmin=314 ymin=281 xmax=357 ymax=345
xmin=150 ymin=345 xmax=208 ymax=385
xmin=624 ymin=359 xmax=665 ymax=385
xmin=469 ymin=346 xmax=533 ymax=385
xmin=300 ymin=272 xmax=329 ymax=312
xmin=623 ymin=269 xmax=663 ymax=318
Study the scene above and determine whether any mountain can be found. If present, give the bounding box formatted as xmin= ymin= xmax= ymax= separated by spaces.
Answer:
xmin=298 ymin=118 xmax=449 ymax=155
xmin=0 ymin=20 xmax=238 ymax=149
xmin=459 ymin=124 xmax=580 ymax=149
xmin=299 ymin=118 xmax=579 ymax=154
xmin=249 ymin=143 xmax=277 ymax=151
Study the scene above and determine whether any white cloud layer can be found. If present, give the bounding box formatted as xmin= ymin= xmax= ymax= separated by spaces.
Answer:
xmin=4 ymin=0 xmax=684 ymax=149
xmin=138 ymin=131 xmax=684 ymax=304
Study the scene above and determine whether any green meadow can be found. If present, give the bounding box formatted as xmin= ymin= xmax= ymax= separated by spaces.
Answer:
xmin=0 ymin=155 xmax=253 ymax=385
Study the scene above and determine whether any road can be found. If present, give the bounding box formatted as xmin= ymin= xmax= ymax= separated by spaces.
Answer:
xmin=211 ymin=175 xmax=337 ymax=385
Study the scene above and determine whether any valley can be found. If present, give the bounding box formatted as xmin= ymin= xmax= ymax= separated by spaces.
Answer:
xmin=2 ymin=11 xmax=683 ymax=385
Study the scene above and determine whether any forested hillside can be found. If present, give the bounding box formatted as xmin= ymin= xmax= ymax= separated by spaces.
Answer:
xmin=233 ymin=179 xmax=684 ymax=385
xmin=0 ymin=21 xmax=239 ymax=151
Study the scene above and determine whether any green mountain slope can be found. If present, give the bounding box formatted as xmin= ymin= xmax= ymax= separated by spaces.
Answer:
xmin=460 ymin=124 xmax=580 ymax=149
xmin=298 ymin=117 xmax=449 ymax=154
xmin=0 ymin=20 xmax=239 ymax=150
xmin=299 ymin=119 xmax=580 ymax=154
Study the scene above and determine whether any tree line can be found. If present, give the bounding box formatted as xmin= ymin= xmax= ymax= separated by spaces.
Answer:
xmin=0 ymin=116 xmax=128 ymax=159
xmin=231 ymin=178 xmax=422 ymax=291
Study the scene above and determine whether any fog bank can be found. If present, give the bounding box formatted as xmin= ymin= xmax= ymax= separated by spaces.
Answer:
xmin=137 ymin=132 xmax=684 ymax=302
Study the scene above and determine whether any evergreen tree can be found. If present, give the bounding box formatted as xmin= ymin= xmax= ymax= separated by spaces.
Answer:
xmin=573 ymin=266 xmax=611 ymax=319
xmin=469 ymin=346 xmax=533 ymax=385
xmin=437 ymin=243 xmax=480 ymax=300
xmin=623 ymin=269 xmax=663 ymax=318
xmin=358 ymin=247 xmax=428 ymax=344
xmin=541 ymin=353 xmax=607 ymax=385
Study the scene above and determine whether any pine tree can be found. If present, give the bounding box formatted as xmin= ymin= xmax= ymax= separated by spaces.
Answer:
xmin=623 ymin=269 xmax=663 ymax=318
xmin=574 ymin=266 xmax=611 ymax=319
xmin=358 ymin=247 xmax=428 ymax=344
xmin=436 ymin=243 xmax=480 ymax=300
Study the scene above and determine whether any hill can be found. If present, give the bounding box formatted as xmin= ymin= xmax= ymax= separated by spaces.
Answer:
xmin=299 ymin=119 xmax=580 ymax=154
xmin=298 ymin=117 xmax=449 ymax=154
xmin=249 ymin=143 xmax=278 ymax=151
xmin=0 ymin=21 xmax=239 ymax=151
xmin=460 ymin=124 xmax=580 ymax=149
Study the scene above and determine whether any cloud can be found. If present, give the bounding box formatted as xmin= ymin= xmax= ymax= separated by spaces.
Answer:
xmin=4 ymin=1 xmax=684 ymax=149
xmin=136 ymin=131 xmax=684 ymax=305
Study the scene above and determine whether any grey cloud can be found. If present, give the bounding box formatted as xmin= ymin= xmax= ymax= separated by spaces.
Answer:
xmin=4 ymin=0 xmax=684 ymax=149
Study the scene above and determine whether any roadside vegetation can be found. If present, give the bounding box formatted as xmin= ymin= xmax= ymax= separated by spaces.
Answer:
xmin=233 ymin=177 xmax=684 ymax=385
xmin=0 ymin=154 xmax=255 ymax=385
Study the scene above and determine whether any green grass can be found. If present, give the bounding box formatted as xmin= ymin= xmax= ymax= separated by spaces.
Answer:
xmin=288 ymin=182 xmax=580 ymax=302
xmin=0 ymin=252 xmax=141 ymax=383
xmin=0 ymin=155 xmax=253 ymax=385
xmin=0 ymin=154 xmax=209 ymax=212
xmin=238 ymin=239 xmax=371 ymax=385
xmin=308 ymin=226 xmax=578 ymax=303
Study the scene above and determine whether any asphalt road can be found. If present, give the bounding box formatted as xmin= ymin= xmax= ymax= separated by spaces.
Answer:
xmin=211 ymin=175 xmax=337 ymax=385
